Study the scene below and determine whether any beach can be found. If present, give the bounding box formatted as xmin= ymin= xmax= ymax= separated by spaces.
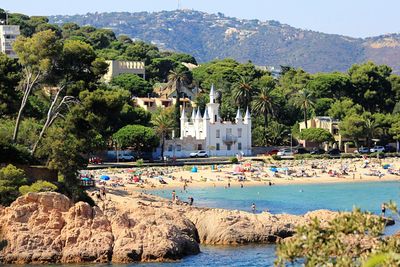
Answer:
xmin=82 ymin=156 xmax=400 ymax=192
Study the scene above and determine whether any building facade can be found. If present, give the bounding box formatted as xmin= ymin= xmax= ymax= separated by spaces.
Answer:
xmin=0 ymin=25 xmax=20 ymax=58
xmin=299 ymin=116 xmax=349 ymax=150
xmin=103 ymin=60 xmax=145 ymax=82
xmin=164 ymin=85 xmax=252 ymax=158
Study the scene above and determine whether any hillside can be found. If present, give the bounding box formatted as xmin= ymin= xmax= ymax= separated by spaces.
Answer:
xmin=50 ymin=10 xmax=400 ymax=73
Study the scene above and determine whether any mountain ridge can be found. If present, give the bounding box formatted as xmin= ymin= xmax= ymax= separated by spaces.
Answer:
xmin=49 ymin=9 xmax=400 ymax=73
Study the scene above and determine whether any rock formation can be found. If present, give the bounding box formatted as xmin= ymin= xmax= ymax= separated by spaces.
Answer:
xmin=0 ymin=191 xmax=379 ymax=264
xmin=0 ymin=192 xmax=199 ymax=264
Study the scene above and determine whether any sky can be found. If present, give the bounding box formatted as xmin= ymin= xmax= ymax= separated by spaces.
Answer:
xmin=1 ymin=0 xmax=399 ymax=38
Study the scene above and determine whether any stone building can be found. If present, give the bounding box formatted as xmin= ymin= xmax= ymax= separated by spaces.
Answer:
xmin=103 ymin=60 xmax=145 ymax=82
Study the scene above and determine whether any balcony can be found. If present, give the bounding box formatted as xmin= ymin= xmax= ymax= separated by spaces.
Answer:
xmin=222 ymin=134 xmax=237 ymax=144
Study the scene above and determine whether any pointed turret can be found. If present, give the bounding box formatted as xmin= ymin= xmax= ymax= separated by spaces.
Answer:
xmin=180 ymin=107 xmax=187 ymax=121
xmin=244 ymin=107 xmax=251 ymax=123
xmin=191 ymin=108 xmax=196 ymax=122
xmin=195 ymin=107 xmax=201 ymax=120
xmin=203 ymin=108 xmax=210 ymax=120
xmin=235 ymin=108 xmax=242 ymax=123
xmin=209 ymin=84 xmax=217 ymax=104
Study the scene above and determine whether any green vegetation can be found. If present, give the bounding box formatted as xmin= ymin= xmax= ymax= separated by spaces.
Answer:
xmin=1 ymin=9 xmax=400 ymax=208
xmin=19 ymin=180 xmax=58 ymax=195
xmin=299 ymin=128 xmax=334 ymax=143
xmin=275 ymin=207 xmax=400 ymax=266
xmin=0 ymin=164 xmax=28 ymax=205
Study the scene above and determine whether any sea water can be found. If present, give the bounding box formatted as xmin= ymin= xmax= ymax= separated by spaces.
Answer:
xmin=10 ymin=181 xmax=400 ymax=267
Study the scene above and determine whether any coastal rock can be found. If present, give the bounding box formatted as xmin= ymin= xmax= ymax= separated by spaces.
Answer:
xmin=105 ymin=205 xmax=200 ymax=263
xmin=0 ymin=192 xmax=71 ymax=264
xmin=0 ymin=192 xmax=200 ymax=264
xmin=185 ymin=208 xmax=306 ymax=245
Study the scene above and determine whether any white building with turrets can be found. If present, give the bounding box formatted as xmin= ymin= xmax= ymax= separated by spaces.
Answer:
xmin=163 ymin=84 xmax=252 ymax=158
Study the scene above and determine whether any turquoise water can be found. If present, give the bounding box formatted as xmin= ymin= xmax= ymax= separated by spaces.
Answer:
xmin=10 ymin=181 xmax=400 ymax=267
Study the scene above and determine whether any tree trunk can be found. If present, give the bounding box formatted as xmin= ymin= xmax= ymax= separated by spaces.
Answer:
xmin=161 ymin=134 xmax=165 ymax=161
xmin=304 ymin=107 xmax=308 ymax=129
xmin=264 ymin=110 xmax=268 ymax=146
xmin=31 ymin=88 xmax=63 ymax=155
xmin=12 ymin=71 xmax=40 ymax=143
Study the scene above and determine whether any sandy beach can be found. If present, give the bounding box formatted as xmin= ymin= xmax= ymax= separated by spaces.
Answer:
xmin=81 ymin=156 xmax=400 ymax=192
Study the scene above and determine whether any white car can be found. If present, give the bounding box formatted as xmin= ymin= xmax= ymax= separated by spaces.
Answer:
xmin=190 ymin=150 xmax=208 ymax=158
xmin=277 ymin=148 xmax=294 ymax=157
xmin=119 ymin=153 xmax=135 ymax=161
xmin=370 ymin=146 xmax=385 ymax=153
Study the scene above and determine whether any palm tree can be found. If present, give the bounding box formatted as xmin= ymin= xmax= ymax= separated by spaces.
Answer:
xmin=233 ymin=76 xmax=256 ymax=110
xmin=167 ymin=69 xmax=190 ymax=137
xmin=364 ymin=118 xmax=381 ymax=147
xmin=292 ymin=89 xmax=316 ymax=128
xmin=252 ymin=87 xmax=275 ymax=145
xmin=152 ymin=112 xmax=175 ymax=160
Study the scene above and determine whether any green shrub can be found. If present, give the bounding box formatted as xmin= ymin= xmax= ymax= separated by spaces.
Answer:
xmin=135 ymin=158 xmax=144 ymax=167
xmin=230 ymin=157 xmax=239 ymax=164
xmin=19 ymin=180 xmax=58 ymax=195
xmin=0 ymin=164 xmax=28 ymax=205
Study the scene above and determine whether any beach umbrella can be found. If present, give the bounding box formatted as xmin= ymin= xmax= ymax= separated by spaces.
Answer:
xmin=270 ymin=167 xmax=278 ymax=172
xmin=191 ymin=166 xmax=198 ymax=173
xmin=81 ymin=177 xmax=91 ymax=181
xmin=100 ymin=175 xmax=110 ymax=180
xmin=234 ymin=165 xmax=244 ymax=173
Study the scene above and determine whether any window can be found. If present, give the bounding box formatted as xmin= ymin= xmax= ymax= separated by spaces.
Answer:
xmin=197 ymin=144 xmax=203 ymax=150
xmin=176 ymin=145 xmax=181 ymax=151
xmin=226 ymin=128 xmax=232 ymax=135
xmin=214 ymin=115 xmax=217 ymax=122
xmin=238 ymin=143 xmax=242 ymax=150
xmin=168 ymin=145 xmax=173 ymax=151
xmin=227 ymin=144 xmax=231 ymax=150
xmin=333 ymin=129 xmax=339 ymax=135
xmin=216 ymin=130 xmax=220 ymax=138
xmin=238 ymin=128 xmax=242 ymax=138
xmin=216 ymin=143 xmax=220 ymax=150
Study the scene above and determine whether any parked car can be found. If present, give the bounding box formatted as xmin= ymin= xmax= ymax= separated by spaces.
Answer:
xmin=119 ymin=153 xmax=135 ymax=162
xmin=277 ymin=148 xmax=294 ymax=157
xmin=89 ymin=157 xmax=102 ymax=164
xmin=370 ymin=146 xmax=385 ymax=153
xmin=294 ymin=147 xmax=310 ymax=154
xmin=310 ymin=148 xmax=325 ymax=155
xmin=265 ymin=149 xmax=279 ymax=156
xmin=327 ymin=148 xmax=341 ymax=157
xmin=354 ymin=147 xmax=370 ymax=154
xmin=384 ymin=145 xmax=397 ymax=153
xmin=190 ymin=150 xmax=208 ymax=158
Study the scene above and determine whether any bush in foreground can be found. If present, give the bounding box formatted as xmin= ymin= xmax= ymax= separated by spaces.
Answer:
xmin=19 ymin=180 xmax=58 ymax=195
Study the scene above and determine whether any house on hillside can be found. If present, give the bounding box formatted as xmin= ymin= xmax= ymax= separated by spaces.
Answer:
xmin=0 ymin=25 xmax=20 ymax=58
xmin=103 ymin=60 xmax=145 ymax=82
xmin=298 ymin=116 xmax=351 ymax=150
xmin=163 ymin=84 xmax=252 ymax=158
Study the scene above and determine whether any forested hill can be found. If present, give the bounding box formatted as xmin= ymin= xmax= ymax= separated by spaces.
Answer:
xmin=49 ymin=10 xmax=400 ymax=73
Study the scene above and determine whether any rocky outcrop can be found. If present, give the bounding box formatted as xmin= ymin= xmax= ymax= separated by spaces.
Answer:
xmin=184 ymin=208 xmax=306 ymax=245
xmin=0 ymin=192 xmax=199 ymax=264
xmin=0 ymin=191 xmax=362 ymax=264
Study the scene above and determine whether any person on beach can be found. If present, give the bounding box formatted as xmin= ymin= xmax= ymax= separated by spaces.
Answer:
xmin=381 ymin=203 xmax=386 ymax=217
xmin=252 ymin=203 xmax=256 ymax=213
xmin=188 ymin=196 xmax=194 ymax=206
xmin=228 ymin=182 xmax=231 ymax=188
xmin=240 ymin=183 xmax=243 ymax=188
xmin=100 ymin=187 xmax=106 ymax=200
xmin=172 ymin=190 xmax=176 ymax=201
